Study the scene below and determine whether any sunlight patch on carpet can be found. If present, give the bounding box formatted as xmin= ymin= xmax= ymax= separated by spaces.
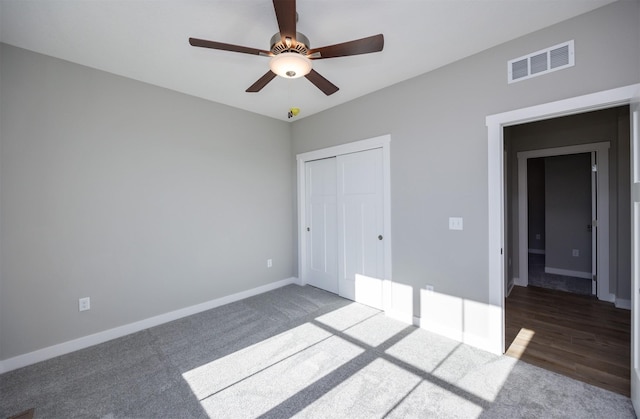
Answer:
xmin=342 ymin=312 xmax=409 ymax=347
xmin=181 ymin=323 xmax=364 ymax=418
xmin=182 ymin=322 xmax=333 ymax=400
xmin=315 ymin=302 xmax=380 ymax=331
xmin=297 ymin=358 xmax=422 ymax=418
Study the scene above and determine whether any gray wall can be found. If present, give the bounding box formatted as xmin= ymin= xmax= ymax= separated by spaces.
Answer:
xmin=544 ymin=154 xmax=592 ymax=274
xmin=291 ymin=0 xmax=640 ymax=316
xmin=506 ymin=106 xmax=631 ymax=298
xmin=527 ymin=158 xmax=545 ymax=252
xmin=0 ymin=44 xmax=293 ymax=359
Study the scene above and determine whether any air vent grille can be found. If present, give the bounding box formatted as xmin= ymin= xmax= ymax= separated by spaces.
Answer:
xmin=512 ymin=59 xmax=528 ymax=80
xmin=530 ymin=52 xmax=548 ymax=74
xmin=550 ymin=44 xmax=570 ymax=69
xmin=508 ymin=40 xmax=574 ymax=83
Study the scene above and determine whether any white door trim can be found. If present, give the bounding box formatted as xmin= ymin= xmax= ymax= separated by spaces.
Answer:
xmin=630 ymin=87 xmax=640 ymax=413
xmin=486 ymin=83 xmax=640 ymax=356
xmin=296 ymin=135 xmax=392 ymax=309
xmin=591 ymin=151 xmax=598 ymax=296
xmin=516 ymin=142 xmax=611 ymax=302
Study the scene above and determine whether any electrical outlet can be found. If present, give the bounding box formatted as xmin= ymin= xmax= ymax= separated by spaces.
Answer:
xmin=267 ymin=259 xmax=273 ymax=268
xmin=79 ymin=297 xmax=90 ymax=312
xmin=572 ymin=249 xmax=580 ymax=257
xmin=535 ymin=233 xmax=541 ymax=240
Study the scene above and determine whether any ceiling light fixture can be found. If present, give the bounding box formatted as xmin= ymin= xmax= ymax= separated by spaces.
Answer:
xmin=269 ymin=52 xmax=312 ymax=79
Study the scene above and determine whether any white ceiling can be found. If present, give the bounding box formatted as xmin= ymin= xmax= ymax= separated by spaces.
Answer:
xmin=0 ymin=0 xmax=617 ymax=121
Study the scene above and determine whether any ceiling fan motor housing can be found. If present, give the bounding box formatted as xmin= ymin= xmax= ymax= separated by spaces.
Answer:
xmin=270 ymin=32 xmax=310 ymax=55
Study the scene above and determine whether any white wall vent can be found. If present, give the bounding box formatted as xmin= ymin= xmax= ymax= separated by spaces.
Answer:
xmin=508 ymin=40 xmax=574 ymax=83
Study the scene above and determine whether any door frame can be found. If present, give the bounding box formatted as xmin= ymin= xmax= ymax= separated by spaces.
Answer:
xmin=630 ymin=89 xmax=640 ymax=412
xmin=296 ymin=135 xmax=392 ymax=308
xmin=591 ymin=151 xmax=598 ymax=296
xmin=486 ymin=83 xmax=640 ymax=356
xmin=515 ymin=143 xmax=610 ymax=302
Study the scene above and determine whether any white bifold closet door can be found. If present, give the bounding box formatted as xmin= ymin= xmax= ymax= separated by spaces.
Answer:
xmin=305 ymin=148 xmax=385 ymax=309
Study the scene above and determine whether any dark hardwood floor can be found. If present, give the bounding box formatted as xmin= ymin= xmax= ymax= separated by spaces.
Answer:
xmin=505 ymin=285 xmax=631 ymax=396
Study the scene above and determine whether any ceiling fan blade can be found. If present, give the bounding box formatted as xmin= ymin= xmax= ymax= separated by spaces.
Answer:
xmin=189 ymin=38 xmax=272 ymax=56
xmin=246 ymin=71 xmax=277 ymax=93
xmin=308 ymin=34 xmax=384 ymax=59
xmin=273 ymin=0 xmax=297 ymax=43
xmin=305 ymin=69 xmax=339 ymax=96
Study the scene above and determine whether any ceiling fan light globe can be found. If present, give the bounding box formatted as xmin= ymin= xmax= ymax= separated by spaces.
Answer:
xmin=269 ymin=52 xmax=312 ymax=79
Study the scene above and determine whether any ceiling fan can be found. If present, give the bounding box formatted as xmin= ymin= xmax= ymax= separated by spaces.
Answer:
xmin=189 ymin=0 xmax=384 ymax=96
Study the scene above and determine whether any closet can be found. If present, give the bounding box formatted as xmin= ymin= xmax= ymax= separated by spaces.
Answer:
xmin=304 ymin=147 xmax=385 ymax=309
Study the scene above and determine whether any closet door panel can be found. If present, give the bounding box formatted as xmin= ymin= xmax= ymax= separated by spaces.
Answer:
xmin=337 ymin=148 xmax=384 ymax=309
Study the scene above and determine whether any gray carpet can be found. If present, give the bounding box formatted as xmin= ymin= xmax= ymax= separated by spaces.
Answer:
xmin=528 ymin=253 xmax=593 ymax=295
xmin=0 ymin=284 xmax=634 ymax=418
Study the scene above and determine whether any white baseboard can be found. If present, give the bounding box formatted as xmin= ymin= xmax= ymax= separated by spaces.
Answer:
xmin=513 ymin=276 xmax=527 ymax=287
xmin=384 ymin=309 xmax=414 ymax=325
xmin=0 ymin=277 xmax=299 ymax=374
xmin=411 ymin=316 xmax=496 ymax=354
xmin=528 ymin=249 xmax=545 ymax=255
xmin=416 ymin=316 xmax=463 ymax=342
xmin=386 ymin=312 xmax=491 ymax=352
xmin=615 ymin=298 xmax=631 ymax=310
xmin=507 ymin=281 xmax=515 ymax=297
xmin=544 ymin=267 xmax=592 ymax=279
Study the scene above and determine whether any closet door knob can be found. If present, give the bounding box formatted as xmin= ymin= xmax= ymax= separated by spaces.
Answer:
xmin=378 ymin=235 xmax=383 ymax=240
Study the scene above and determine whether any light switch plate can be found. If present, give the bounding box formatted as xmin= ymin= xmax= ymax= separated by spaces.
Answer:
xmin=449 ymin=217 xmax=463 ymax=230
xmin=79 ymin=297 xmax=90 ymax=312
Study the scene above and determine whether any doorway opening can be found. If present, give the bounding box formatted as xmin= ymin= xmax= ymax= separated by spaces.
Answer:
xmin=502 ymin=105 xmax=631 ymax=395
xmin=504 ymin=108 xmax=627 ymax=305
xmin=513 ymin=141 xmax=611 ymax=301
xmin=526 ymin=153 xmax=595 ymax=297
xmin=487 ymin=83 xmax=639 ymax=409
